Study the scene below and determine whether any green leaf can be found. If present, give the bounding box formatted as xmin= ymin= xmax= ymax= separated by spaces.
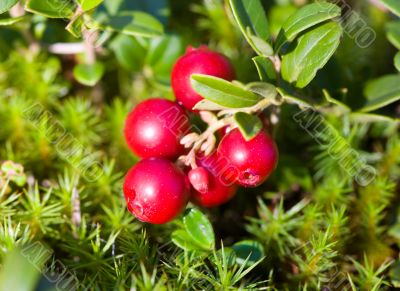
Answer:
xmin=66 ymin=13 xmax=84 ymax=37
xmin=146 ymin=35 xmax=184 ymax=83
xmin=381 ymin=0 xmax=400 ymax=17
xmin=110 ymin=35 xmax=146 ymax=71
xmin=395 ymin=52 xmax=400 ymax=72
xmin=252 ymin=56 xmax=276 ymax=82
xmin=275 ymin=2 xmax=341 ymax=52
xmin=0 ymin=16 xmax=26 ymax=26
xmin=103 ymin=11 xmax=163 ymax=38
xmin=171 ymin=230 xmax=205 ymax=252
xmin=360 ymin=74 xmax=400 ymax=112
xmin=245 ymin=27 xmax=273 ymax=56
xmin=234 ymin=112 xmax=263 ymax=141
xmin=386 ymin=21 xmax=400 ymax=50
xmin=25 ymin=0 xmax=77 ymax=18
xmin=277 ymin=87 xmax=313 ymax=108
xmin=350 ymin=112 xmax=399 ymax=124
xmin=0 ymin=0 xmax=18 ymax=14
xmin=183 ymin=208 xmax=214 ymax=250
xmin=246 ymin=82 xmax=277 ymax=100
xmin=191 ymin=74 xmax=262 ymax=109
xmin=232 ymin=240 xmax=265 ymax=267
xmin=281 ymin=21 xmax=342 ymax=88
xmin=73 ymin=62 xmax=104 ymax=86
xmin=77 ymin=0 xmax=103 ymax=12
xmin=192 ymin=99 xmax=231 ymax=111
xmin=229 ymin=0 xmax=270 ymax=54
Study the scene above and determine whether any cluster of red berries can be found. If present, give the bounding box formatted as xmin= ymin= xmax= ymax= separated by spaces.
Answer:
xmin=123 ymin=46 xmax=278 ymax=224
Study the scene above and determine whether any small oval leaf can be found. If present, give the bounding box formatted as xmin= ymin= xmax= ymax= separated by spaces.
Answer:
xmin=360 ymin=74 xmax=400 ymax=112
xmin=0 ymin=0 xmax=19 ymax=14
xmin=395 ymin=52 xmax=400 ymax=72
xmin=234 ymin=112 xmax=263 ymax=141
xmin=381 ymin=0 xmax=400 ymax=17
xmin=171 ymin=230 xmax=205 ymax=252
xmin=252 ymin=56 xmax=276 ymax=82
xmin=281 ymin=21 xmax=342 ymax=88
xmin=191 ymin=74 xmax=262 ymax=109
xmin=232 ymin=240 xmax=265 ymax=267
xmin=25 ymin=0 xmax=77 ymax=18
xmin=275 ymin=2 xmax=341 ymax=52
xmin=229 ymin=0 xmax=271 ymax=54
xmin=183 ymin=208 xmax=214 ymax=250
xmin=73 ymin=62 xmax=104 ymax=86
xmin=386 ymin=21 xmax=400 ymax=50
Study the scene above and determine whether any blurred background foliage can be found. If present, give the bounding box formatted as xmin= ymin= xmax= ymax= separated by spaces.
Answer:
xmin=0 ymin=0 xmax=399 ymax=290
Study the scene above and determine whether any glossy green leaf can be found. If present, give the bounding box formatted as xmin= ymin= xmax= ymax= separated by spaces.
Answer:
xmin=252 ymin=56 xmax=276 ymax=82
xmin=395 ymin=52 xmax=400 ymax=72
xmin=246 ymin=82 xmax=277 ymax=100
xmin=0 ymin=0 xmax=18 ymax=14
xmin=110 ymin=34 xmax=146 ymax=71
xmin=281 ymin=21 xmax=342 ymax=88
xmin=183 ymin=208 xmax=214 ymax=250
xmin=25 ymin=0 xmax=76 ymax=18
xmin=232 ymin=240 xmax=265 ymax=267
xmin=381 ymin=0 xmax=400 ymax=17
xmin=103 ymin=11 xmax=163 ymax=37
xmin=275 ymin=2 xmax=341 ymax=52
xmin=246 ymin=27 xmax=273 ymax=56
xmin=77 ymin=0 xmax=103 ymax=12
xmin=73 ymin=62 xmax=104 ymax=86
xmin=171 ymin=230 xmax=205 ymax=251
xmin=350 ymin=112 xmax=399 ymax=124
xmin=234 ymin=112 xmax=263 ymax=141
xmin=0 ymin=246 xmax=45 ymax=291
xmin=277 ymin=87 xmax=313 ymax=108
xmin=360 ymin=74 xmax=400 ymax=112
xmin=66 ymin=13 xmax=84 ymax=37
xmin=193 ymin=99 xmax=231 ymax=111
xmin=386 ymin=21 xmax=400 ymax=50
xmin=229 ymin=0 xmax=270 ymax=54
xmin=268 ymin=4 xmax=297 ymax=37
xmin=191 ymin=74 xmax=261 ymax=109
xmin=0 ymin=16 xmax=26 ymax=26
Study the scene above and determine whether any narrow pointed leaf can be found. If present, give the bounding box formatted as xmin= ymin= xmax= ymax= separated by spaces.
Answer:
xmin=77 ymin=0 xmax=103 ymax=12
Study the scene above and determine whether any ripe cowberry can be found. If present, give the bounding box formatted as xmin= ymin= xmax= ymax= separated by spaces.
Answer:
xmin=171 ymin=46 xmax=236 ymax=111
xmin=123 ymin=158 xmax=190 ymax=224
xmin=124 ymin=98 xmax=190 ymax=159
xmin=190 ymin=153 xmax=238 ymax=207
xmin=217 ymin=129 xmax=278 ymax=187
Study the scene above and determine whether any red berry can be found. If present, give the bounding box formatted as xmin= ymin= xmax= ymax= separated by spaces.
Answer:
xmin=217 ymin=129 xmax=278 ymax=187
xmin=124 ymin=98 xmax=190 ymax=159
xmin=123 ymin=158 xmax=190 ymax=224
xmin=188 ymin=167 xmax=209 ymax=193
xmin=190 ymin=153 xmax=238 ymax=207
xmin=171 ymin=46 xmax=236 ymax=111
